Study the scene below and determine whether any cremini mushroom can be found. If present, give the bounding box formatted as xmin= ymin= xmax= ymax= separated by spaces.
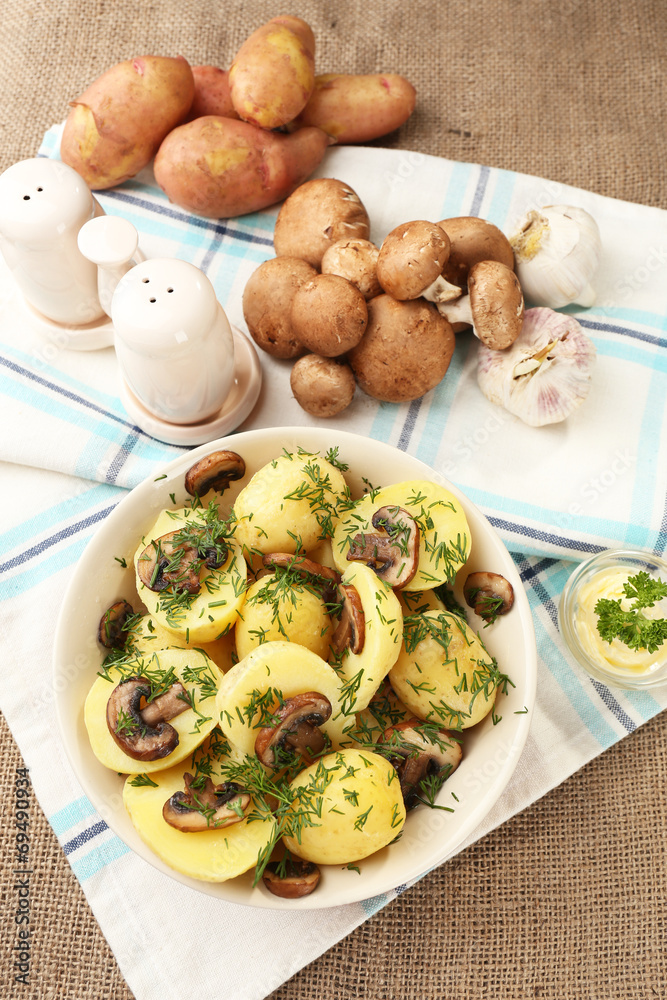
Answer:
xmin=254 ymin=692 xmax=333 ymax=768
xmin=262 ymin=859 xmax=321 ymax=898
xmin=106 ymin=676 xmax=188 ymax=761
xmin=242 ymin=256 xmax=315 ymax=359
xmin=348 ymin=294 xmax=455 ymax=403
xmin=346 ymin=504 xmax=420 ymax=589
xmin=97 ymin=600 xmax=134 ymax=649
xmin=382 ymin=718 xmax=462 ymax=809
xmin=290 ymin=354 xmax=357 ymax=418
xmin=273 ymin=178 xmax=371 ymax=268
xmin=463 ymin=571 xmax=515 ymax=622
xmin=331 ymin=583 xmax=365 ymax=655
xmin=437 ymin=260 xmax=524 ymax=350
xmin=185 ymin=450 xmax=245 ymax=497
xmin=289 ymin=273 xmax=368 ymax=357
xmin=376 ymin=220 xmax=461 ymax=304
xmin=137 ymin=530 xmax=226 ymax=594
xmin=437 ymin=216 xmax=515 ymax=293
xmin=162 ymin=773 xmax=250 ymax=832
xmin=320 ymin=238 xmax=382 ymax=300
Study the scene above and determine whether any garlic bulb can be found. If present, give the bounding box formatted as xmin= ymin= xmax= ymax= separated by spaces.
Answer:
xmin=509 ymin=205 xmax=602 ymax=308
xmin=477 ymin=307 xmax=596 ymax=426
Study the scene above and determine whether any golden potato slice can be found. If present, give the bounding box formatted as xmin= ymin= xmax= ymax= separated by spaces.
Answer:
xmin=130 ymin=613 xmax=235 ymax=672
xmin=216 ymin=640 xmax=347 ymax=756
xmin=332 ymin=561 xmax=403 ymax=714
xmin=134 ymin=507 xmax=246 ymax=644
xmin=331 ymin=480 xmax=470 ymax=591
xmin=389 ymin=611 xmax=497 ymax=730
xmin=235 ymin=572 xmax=331 ymax=661
xmin=123 ymin=735 xmax=276 ymax=882
xmin=85 ymin=647 xmax=221 ymax=773
xmin=232 ymin=451 xmax=348 ymax=554
xmin=282 ymin=749 xmax=406 ymax=864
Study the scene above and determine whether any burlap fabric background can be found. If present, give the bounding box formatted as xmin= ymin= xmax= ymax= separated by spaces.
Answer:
xmin=1 ymin=2 xmax=665 ymax=997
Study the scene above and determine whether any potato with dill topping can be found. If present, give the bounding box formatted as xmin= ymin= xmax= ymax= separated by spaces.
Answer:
xmin=282 ymin=749 xmax=406 ymax=864
xmin=232 ymin=451 xmax=348 ymax=554
xmin=235 ymin=571 xmax=332 ymax=661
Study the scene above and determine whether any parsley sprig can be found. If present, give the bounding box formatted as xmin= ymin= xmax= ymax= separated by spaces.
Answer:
xmin=595 ymin=571 xmax=667 ymax=654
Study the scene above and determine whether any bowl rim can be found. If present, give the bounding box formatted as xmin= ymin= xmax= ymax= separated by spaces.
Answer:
xmin=558 ymin=546 xmax=667 ymax=690
xmin=52 ymin=426 xmax=538 ymax=909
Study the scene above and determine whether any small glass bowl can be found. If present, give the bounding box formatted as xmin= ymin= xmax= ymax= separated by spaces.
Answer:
xmin=559 ymin=548 xmax=667 ymax=690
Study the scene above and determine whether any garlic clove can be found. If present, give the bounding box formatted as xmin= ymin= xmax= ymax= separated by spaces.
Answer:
xmin=509 ymin=205 xmax=602 ymax=309
xmin=477 ymin=307 xmax=596 ymax=427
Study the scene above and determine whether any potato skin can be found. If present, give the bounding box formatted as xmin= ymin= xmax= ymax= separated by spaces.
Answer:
xmin=349 ymin=295 xmax=455 ymax=403
xmin=229 ymin=18 xmax=315 ymax=129
xmin=153 ymin=117 xmax=330 ymax=218
xmin=187 ymin=65 xmax=239 ymax=120
xmin=60 ymin=55 xmax=195 ymax=190
xmin=292 ymin=73 xmax=416 ymax=143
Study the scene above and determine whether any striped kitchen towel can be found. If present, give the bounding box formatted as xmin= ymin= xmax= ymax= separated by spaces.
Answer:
xmin=0 ymin=126 xmax=666 ymax=1000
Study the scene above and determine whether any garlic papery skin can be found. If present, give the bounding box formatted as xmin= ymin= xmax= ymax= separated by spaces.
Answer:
xmin=477 ymin=307 xmax=596 ymax=426
xmin=422 ymin=273 xmax=462 ymax=305
xmin=509 ymin=205 xmax=602 ymax=309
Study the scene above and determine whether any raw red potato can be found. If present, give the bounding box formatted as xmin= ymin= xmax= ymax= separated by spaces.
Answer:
xmin=291 ymin=73 xmax=416 ymax=143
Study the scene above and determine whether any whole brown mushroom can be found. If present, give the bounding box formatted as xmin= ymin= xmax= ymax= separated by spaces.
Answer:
xmin=437 ymin=260 xmax=524 ymax=350
xmin=290 ymin=273 xmax=368 ymax=357
xmin=349 ymin=294 xmax=455 ymax=403
xmin=290 ymin=354 xmax=356 ymax=417
xmin=376 ymin=220 xmax=460 ymax=303
xmin=242 ymin=256 xmax=316 ymax=359
xmin=320 ymin=238 xmax=382 ymax=300
xmin=273 ymin=178 xmax=370 ymax=268
xmin=438 ymin=216 xmax=515 ymax=292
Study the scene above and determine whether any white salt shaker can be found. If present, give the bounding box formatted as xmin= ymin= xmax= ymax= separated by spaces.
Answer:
xmin=0 ymin=158 xmax=105 ymax=325
xmin=111 ymin=257 xmax=236 ymax=425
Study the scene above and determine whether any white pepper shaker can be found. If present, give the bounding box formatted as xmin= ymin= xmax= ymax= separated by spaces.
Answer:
xmin=111 ymin=258 xmax=236 ymax=425
xmin=0 ymin=158 xmax=105 ymax=325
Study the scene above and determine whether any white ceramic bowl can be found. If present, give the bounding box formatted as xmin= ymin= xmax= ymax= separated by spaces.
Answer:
xmin=53 ymin=427 xmax=537 ymax=909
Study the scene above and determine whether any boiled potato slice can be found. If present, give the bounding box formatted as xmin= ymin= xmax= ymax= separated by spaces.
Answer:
xmin=85 ymin=647 xmax=221 ymax=773
xmin=232 ymin=451 xmax=348 ymax=554
xmin=235 ymin=572 xmax=331 ymax=661
xmin=333 ymin=561 xmax=403 ymax=713
xmin=282 ymin=749 xmax=406 ymax=864
xmin=216 ymin=640 xmax=347 ymax=756
xmin=399 ymin=589 xmax=446 ymax=616
xmin=331 ymin=480 xmax=470 ymax=591
xmin=134 ymin=507 xmax=246 ymax=644
xmin=389 ymin=610 xmax=497 ymax=730
xmin=123 ymin=738 xmax=276 ymax=882
xmin=131 ymin=613 xmax=235 ymax=672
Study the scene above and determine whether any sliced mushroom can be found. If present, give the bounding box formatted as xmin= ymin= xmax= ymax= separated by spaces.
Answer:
xmin=346 ymin=505 xmax=420 ymax=589
xmin=163 ymin=773 xmax=250 ymax=832
xmin=185 ymin=450 xmax=246 ymax=497
xmin=262 ymin=552 xmax=341 ymax=604
xmin=382 ymin=718 xmax=462 ymax=809
xmin=106 ymin=677 xmax=188 ymax=761
xmin=331 ymin=583 xmax=365 ymax=656
xmin=262 ymin=859 xmax=321 ymax=898
xmin=137 ymin=529 xmax=227 ymax=594
xmin=97 ymin=600 xmax=134 ymax=649
xmin=463 ymin=571 xmax=514 ymax=621
xmin=254 ymin=692 xmax=332 ymax=768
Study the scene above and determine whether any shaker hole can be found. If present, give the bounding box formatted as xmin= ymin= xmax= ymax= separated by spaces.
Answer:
xmin=142 ymin=277 xmax=149 ymax=284
xmin=23 ymin=195 xmax=30 ymax=200
xmin=167 ymin=288 xmax=174 ymax=293
xmin=149 ymin=297 xmax=156 ymax=303
xmin=37 ymin=187 xmax=43 ymax=192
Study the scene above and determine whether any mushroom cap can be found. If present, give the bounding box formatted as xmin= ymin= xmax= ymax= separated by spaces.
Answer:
xmin=321 ymin=238 xmax=382 ymax=300
xmin=463 ymin=571 xmax=515 ymax=621
xmin=105 ymin=676 xmax=188 ymax=762
xmin=382 ymin=718 xmax=462 ymax=808
xmin=348 ymin=294 xmax=455 ymax=403
xmin=254 ymin=691 xmax=333 ymax=767
xmin=468 ymin=260 xmax=524 ymax=350
xmin=290 ymin=354 xmax=357 ymax=418
xmin=376 ymin=220 xmax=450 ymax=300
xmin=184 ymin=450 xmax=245 ymax=497
xmin=346 ymin=504 xmax=421 ymax=590
xmin=290 ymin=273 xmax=368 ymax=357
xmin=262 ymin=859 xmax=321 ymax=898
xmin=98 ymin=600 xmax=134 ymax=649
xmin=273 ymin=178 xmax=370 ymax=268
xmin=242 ymin=256 xmax=316 ymax=359
xmin=438 ymin=216 xmax=515 ymax=291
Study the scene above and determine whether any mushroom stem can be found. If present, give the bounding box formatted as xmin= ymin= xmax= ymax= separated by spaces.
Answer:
xmin=163 ymin=774 xmax=251 ymax=832
xmin=436 ymin=293 xmax=473 ymax=327
xmin=106 ymin=677 xmax=188 ymax=761
xmin=421 ymin=273 xmax=462 ymax=305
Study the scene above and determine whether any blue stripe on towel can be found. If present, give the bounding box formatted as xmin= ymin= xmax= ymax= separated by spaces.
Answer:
xmin=70 ymin=836 xmax=131 ymax=882
xmin=49 ymin=797 xmax=97 ymax=837
xmin=63 ymin=820 xmax=109 ymax=855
